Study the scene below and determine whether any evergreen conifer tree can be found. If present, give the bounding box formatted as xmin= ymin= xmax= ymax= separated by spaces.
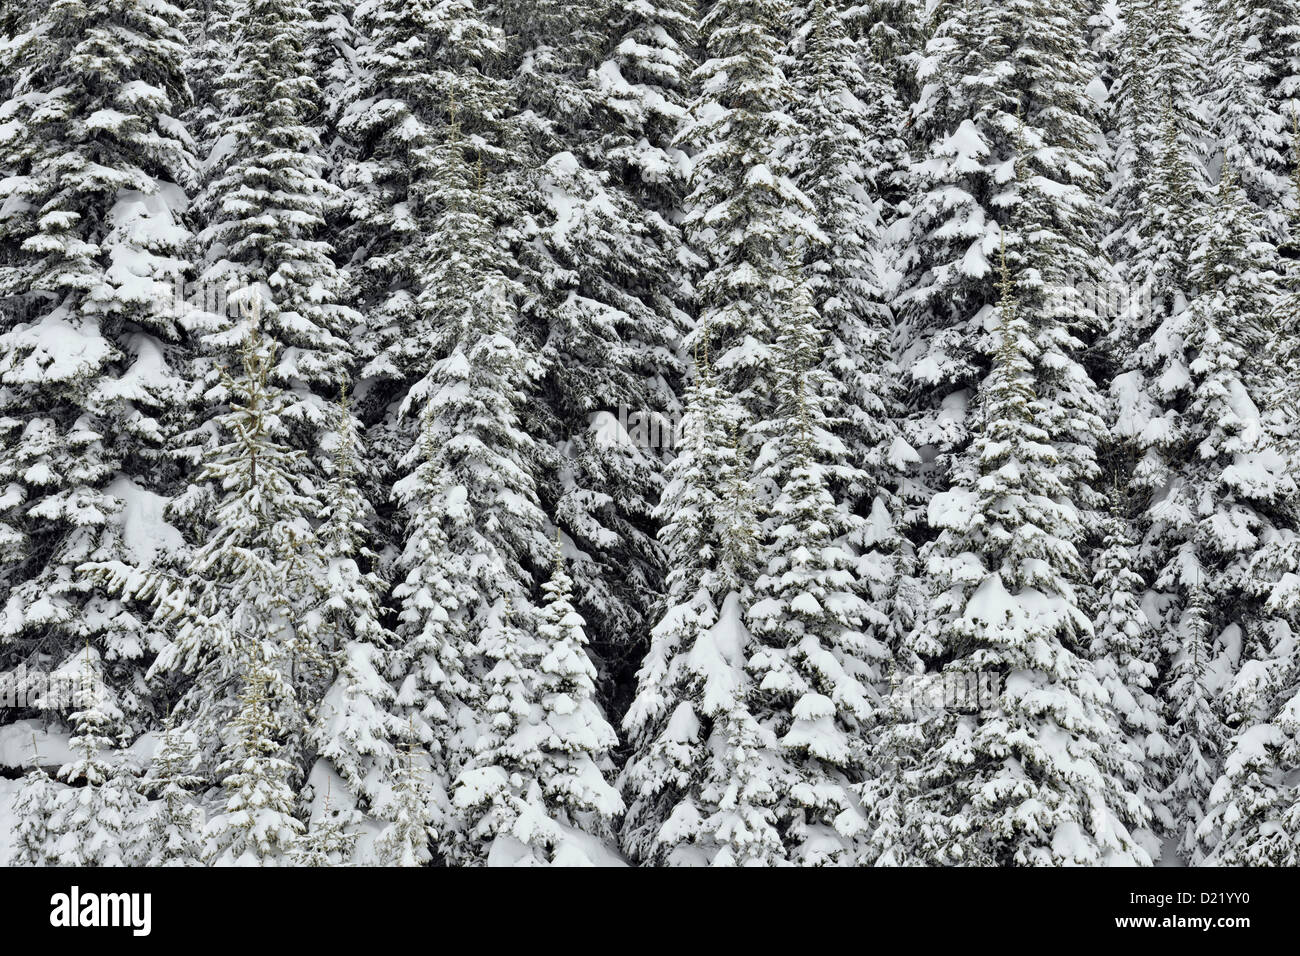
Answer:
xmin=309 ymin=391 xmax=401 ymax=808
xmin=194 ymin=0 xmax=354 ymax=424
xmin=0 ymin=0 xmax=197 ymax=729
xmin=744 ymin=264 xmax=883 ymax=864
xmin=373 ymin=731 xmax=434 ymax=866
xmin=500 ymin=0 xmax=694 ymax=695
xmin=1136 ymin=169 xmax=1297 ymax=861
xmin=681 ymin=0 xmax=820 ymax=426
xmin=141 ymin=712 xmax=205 ymax=866
xmin=8 ymin=760 xmax=59 ymax=866
xmin=877 ymin=242 xmax=1150 ymax=865
xmin=202 ymin=641 xmax=304 ymax=865
xmin=450 ymin=545 xmax=623 ymax=865
xmin=621 ymin=343 xmax=767 ymax=865
xmin=1091 ymin=504 xmax=1173 ymax=851
xmin=46 ymin=648 xmax=145 ymax=866
xmin=388 ymin=103 xmax=552 ymax=862
xmin=85 ymin=331 xmax=330 ymax=789
xmin=293 ymin=786 xmax=358 ymax=865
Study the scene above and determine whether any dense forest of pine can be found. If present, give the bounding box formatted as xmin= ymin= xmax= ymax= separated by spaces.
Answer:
xmin=1 ymin=0 xmax=1299 ymax=867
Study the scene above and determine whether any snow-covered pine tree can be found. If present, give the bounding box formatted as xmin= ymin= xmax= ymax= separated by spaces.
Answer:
xmin=895 ymin=5 xmax=1135 ymax=863
xmin=681 ymin=0 xmax=820 ymax=430
xmin=302 ymin=0 xmax=358 ymax=140
xmin=896 ymin=0 xmax=1002 ymax=463
xmin=45 ymin=647 xmax=146 ymax=866
xmin=0 ymin=0 xmax=196 ymax=731
xmin=1143 ymin=167 xmax=1294 ymax=861
xmin=338 ymin=0 xmax=519 ymax=659
xmin=293 ymin=785 xmax=358 ymax=865
xmin=386 ymin=394 xmax=477 ymax=856
xmin=373 ymin=731 xmax=434 ymax=866
xmin=196 ymin=330 xmax=330 ymax=763
xmin=193 ymin=0 xmax=354 ymax=430
xmin=1106 ymin=0 xmax=1156 ymax=274
xmin=309 ymin=390 xmax=400 ymax=809
xmin=858 ymin=652 xmax=937 ymax=865
xmin=1201 ymin=549 xmax=1300 ymax=865
xmin=452 ymin=542 xmax=623 ymax=866
xmin=181 ymin=0 xmax=238 ymax=155
xmin=1153 ymin=167 xmax=1300 ymax=864
xmin=790 ymin=0 xmax=915 ymax=651
xmin=838 ymin=1 xmax=915 ymax=224
xmin=620 ymin=341 xmax=774 ymax=865
xmin=341 ymin=0 xmax=515 ymax=390
xmin=1091 ymin=502 xmax=1173 ymax=852
xmin=897 ymin=0 xmax=1112 ymax=529
xmin=1211 ymin=0 xmax=1300 ymax=130
xmin=388 ymin=104 xmax=553 ymax=863
xmin=844 ymin=0 xmax=924 ymax=108
xmin=875 ymin=239 xmax=1149 ymax=865
xmin=496 ymin=0 xmax=694 ymax=702
xmin=642 ymin=34 xmax=843 ymax=869
xmin=140 ymin=711 xmax=205 ymax=866
xmin=792 ymin=0 xmax=910 ymax=507
xmin=203 ymin=640 xmax=305 ymax=865
xmin=8 ymin=760 xmax=59 ymax=866
xmin=1084 ymin=0 xmax=1118 ymax=88
xmin=1273 ymin=119 xmax=1300 ymax=425
xmin=532 ymin=538 xmax=623 ymax=832
xmin=696 ymin=698 xmax=784 ymax=867
xmin=590 ymin=0 xmax=695 ymax=224
xmin=743 ymin=261 xmax=885 ymax=864
xmin=1196 ymin=122 xmax=1300 ymax=867
xmin=1108 ymin=87 xmax=1209 ymax=582
xmin=302 ymin=0 xmax=362 ymax=347
xmin=1163 ymin=585 xmax=1223 ymax=864
xmin=449 ymin=599 xmax=556 ymax=865
xmin=1204 ymin=0 xmax=1293 ymax=242
xmin=84 ymin=330 xmax=331 ymax=788
xmin=1107 ymin=0 xmax=1209 ymax=306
